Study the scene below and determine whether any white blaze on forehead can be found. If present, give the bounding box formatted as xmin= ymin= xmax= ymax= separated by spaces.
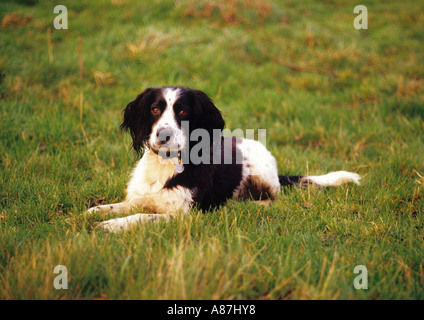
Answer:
xmin=163 ymin=87 xmax=180 ymax=107
xmin=157 ymin=88 xmax=181 ymax=127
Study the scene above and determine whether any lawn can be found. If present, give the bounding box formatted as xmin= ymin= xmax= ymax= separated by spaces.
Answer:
xmin=0 ymin=0 xmax=423 ymax=299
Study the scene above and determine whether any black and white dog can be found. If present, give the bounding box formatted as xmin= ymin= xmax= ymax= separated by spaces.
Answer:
xmin=87 ymin=86 xmax=360 ymax=232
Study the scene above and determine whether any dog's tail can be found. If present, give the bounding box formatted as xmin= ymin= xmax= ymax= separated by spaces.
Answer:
xmin=279 ymin=171 xmax=361 ymax=187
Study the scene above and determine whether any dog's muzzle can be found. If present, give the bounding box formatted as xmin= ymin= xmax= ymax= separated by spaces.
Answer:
xmin=151 ymin=126 xmax=182 ymax=158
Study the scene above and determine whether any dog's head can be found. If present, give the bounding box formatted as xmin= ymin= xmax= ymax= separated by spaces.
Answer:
xmin=121 ymin=86 xmax=225 ymax=157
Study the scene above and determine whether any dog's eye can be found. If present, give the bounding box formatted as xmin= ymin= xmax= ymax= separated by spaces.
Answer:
xmin=151 ymin=107 xmax=161 ymax=115
xmin=179 ymin=110 xmax=188 ymax=117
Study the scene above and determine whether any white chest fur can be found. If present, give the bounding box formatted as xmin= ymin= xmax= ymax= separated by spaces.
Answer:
xmin=126 ymin=150 xmax=177 ymax=200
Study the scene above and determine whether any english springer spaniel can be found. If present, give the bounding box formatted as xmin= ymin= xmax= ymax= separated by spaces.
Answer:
xmin=87 ymin=86 xmax=360 ymax=232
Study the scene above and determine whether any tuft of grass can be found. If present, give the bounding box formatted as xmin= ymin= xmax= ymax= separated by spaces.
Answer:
xmin=0 ymin=0 xmax=423 ymax=299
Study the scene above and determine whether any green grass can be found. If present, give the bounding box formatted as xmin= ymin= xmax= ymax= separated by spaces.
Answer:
xmin=0 ymin=0 xmax=423 ymax=299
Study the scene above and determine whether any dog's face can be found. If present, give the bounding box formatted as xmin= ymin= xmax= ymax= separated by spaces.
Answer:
xmin=121 ymin=87 xmax=225 ymax=157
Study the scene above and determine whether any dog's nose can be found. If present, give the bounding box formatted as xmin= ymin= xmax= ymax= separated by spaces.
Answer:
xmin=156 ymin=127 xmax=173 ymax=144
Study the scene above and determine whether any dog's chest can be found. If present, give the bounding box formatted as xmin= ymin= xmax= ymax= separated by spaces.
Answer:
xmin=127 ymin=150 xmax=176 ymax=196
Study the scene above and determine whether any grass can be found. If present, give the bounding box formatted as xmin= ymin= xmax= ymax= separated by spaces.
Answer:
xmin=0 ymin=0 xmax=423 ymax=299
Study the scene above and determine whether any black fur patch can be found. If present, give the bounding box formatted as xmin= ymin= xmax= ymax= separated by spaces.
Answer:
xmin=164 ymin=137 xmax=243 ymax=211
xmin=278 ymin=175 xmax=305 ymax=186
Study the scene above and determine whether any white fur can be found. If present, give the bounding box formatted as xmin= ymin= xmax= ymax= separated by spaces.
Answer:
xmin=96 ymin=213 xmax=173 ymax=233
xmin=125 ymin=149 xmax=193 ymax=213
xmin=126 ymin=149 xmax=177 ymax=198
xmin=305 ymin=171 xmax=361 ymax=187
xmin=233 ymin=138 xmax=281 ymax=200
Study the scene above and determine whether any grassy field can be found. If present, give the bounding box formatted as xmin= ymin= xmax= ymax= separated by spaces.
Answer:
xmin=0 ymin=0 xmax=423 ymax=300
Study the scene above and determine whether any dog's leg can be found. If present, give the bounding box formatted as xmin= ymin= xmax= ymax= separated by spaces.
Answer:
xmin=96 ymin=213 xmax=173 ymax=233
xmin=94 ymin=187 xmax=193 ymax=233
xmin=86 ymin=201 xmax=130 ymax=215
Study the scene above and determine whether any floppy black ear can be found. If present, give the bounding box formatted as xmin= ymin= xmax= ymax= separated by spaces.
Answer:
xmin=120 ymin=88 xmax=156 ymax=154
xmin=190 ymin=89 xmax=225 ymax=137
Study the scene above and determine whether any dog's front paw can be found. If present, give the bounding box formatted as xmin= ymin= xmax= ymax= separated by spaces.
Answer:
xmin=86 ymin=206 xmax=101 ymax=215
xmin=95 ymin=218 xmax=127 ymax=233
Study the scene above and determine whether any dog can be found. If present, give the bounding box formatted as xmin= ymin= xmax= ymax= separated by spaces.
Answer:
xmin=87 ymin=86 xmax=360 ymax=232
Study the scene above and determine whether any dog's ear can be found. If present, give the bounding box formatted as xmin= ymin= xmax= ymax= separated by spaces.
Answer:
xmin=120 ymin=88 xmax=156 ymax=154
xmin=190 ymin=89 xmax=225 ymax=137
